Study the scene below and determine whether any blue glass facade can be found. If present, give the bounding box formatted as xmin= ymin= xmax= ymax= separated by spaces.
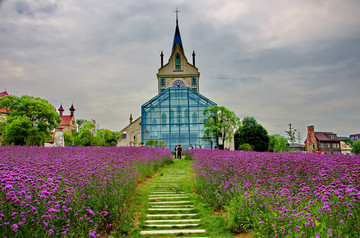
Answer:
xmin=141 ymin=88 xmax=216 ymax=149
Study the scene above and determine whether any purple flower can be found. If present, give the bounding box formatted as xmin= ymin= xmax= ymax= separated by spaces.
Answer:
xmin=89 ymin=230 xmax=96 ymax=237
xmin=12 ymin=224 xmax=18 ymax=232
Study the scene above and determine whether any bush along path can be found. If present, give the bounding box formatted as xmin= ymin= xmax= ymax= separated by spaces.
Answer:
xmin=133 ymin=158 xmax=234 ymax=238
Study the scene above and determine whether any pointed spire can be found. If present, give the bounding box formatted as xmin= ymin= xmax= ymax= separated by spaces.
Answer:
xmin=58 ymin=104 xmax=64 ymax=117
xmin=129 ymin=113 xmax=133 ymax=124
xmin=69 ymin=103 xmax=75 ymax=117
xmin=160 ymin=51 xmax=164 ymax=67
xmin=192 ymin=50 xmax=196 ymax=66
xmin=172 ymin=8 xmax=184 ymax=54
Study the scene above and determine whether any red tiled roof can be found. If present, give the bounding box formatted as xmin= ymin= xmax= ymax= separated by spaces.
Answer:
xmin=59 ymin=115 xmax=74 ymax=126
xmin=0 ymin=107 xmax=8 ymax=114
xmin=0 ymin=91 xmax=8 ymax=97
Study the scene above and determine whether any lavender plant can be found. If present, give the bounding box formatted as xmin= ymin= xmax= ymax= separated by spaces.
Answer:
xmin=0 ymin=146 xmax=172 ymax=236
xmin=189 ymin=149 xmax=360 ymax=237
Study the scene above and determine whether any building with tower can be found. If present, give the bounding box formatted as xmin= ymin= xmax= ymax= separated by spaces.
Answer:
xmin=118 ymin=15 xmax=234 ymax=150
xmin=55 ymin=104 xmax=77 ymax=133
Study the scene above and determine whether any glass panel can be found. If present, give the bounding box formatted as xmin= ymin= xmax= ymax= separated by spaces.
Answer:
xmin=141 ymin=88 xmax=216 ymax=149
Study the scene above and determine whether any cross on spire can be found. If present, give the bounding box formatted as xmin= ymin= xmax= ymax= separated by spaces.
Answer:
xmin=174 ymin=8 xmax=180 ymax=24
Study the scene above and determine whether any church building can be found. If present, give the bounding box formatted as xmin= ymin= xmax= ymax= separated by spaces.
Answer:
xmin=118 ymin=16 xmax=233 ymax=150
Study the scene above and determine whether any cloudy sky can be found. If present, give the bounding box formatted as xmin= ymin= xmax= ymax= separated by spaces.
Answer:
xmin=1 ymin=0 xmax=359 ymax=139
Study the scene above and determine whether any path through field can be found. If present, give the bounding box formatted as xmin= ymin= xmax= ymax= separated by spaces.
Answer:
xmin=136 ymin=159 xmax=235 ymax=238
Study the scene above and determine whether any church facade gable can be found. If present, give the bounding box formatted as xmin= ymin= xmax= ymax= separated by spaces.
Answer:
xmin=157 ymin=25 xmax=200 ymax=94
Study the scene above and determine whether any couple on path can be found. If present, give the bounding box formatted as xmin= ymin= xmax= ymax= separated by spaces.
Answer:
xmin=174 ymin=145 xmax=182 ymax=159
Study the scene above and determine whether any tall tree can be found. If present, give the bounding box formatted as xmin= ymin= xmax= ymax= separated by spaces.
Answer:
xmin=203 ymin=106 xmax=240 ymax=149
xmin=286 ymin=123 xmax=297 ymax=147
xmin=235 ymin=117 xmax=269 ymax=152
xmin=0 ymin=95 xmax=60 ymax=145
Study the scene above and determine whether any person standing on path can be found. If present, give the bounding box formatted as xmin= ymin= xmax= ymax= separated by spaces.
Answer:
xmin=174 ymin=145 xmax=178 ymax=159
xmin=177 ymin=145 xmax=182 ymax=159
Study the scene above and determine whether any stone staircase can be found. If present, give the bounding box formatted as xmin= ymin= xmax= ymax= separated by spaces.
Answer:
xmin=140 ymin=166 xmax=207 ymax=237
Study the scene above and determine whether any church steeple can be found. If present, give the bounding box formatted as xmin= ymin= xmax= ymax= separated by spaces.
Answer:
xmin=172 ymin=9 xmax=184 ymax=54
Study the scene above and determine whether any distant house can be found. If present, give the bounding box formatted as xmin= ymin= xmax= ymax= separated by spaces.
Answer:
xmin=117 ymin=114 xmax=142 ymax=147
xmin=55 ymin=104 xmax=77 ymax=133
xmin=349 ymin=133 xmax=360 ymax=142
xmin=305 ymin=125 xmax=341 ymax=154
xmin=340 ymin=141 xmax=352 ymax=155
xmin=289 ymin=143 xmax=305 ymax=152
xmin=0 ymin=91 xmax=9 ymax=122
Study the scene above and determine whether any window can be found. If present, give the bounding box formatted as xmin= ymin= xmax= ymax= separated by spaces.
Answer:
xmin=160 ymin=78 xmax=166 ymax=92
xmin=175 ymin=53 xmax=181 ymax=70
xmin=192 ymin=112 xmax=197 ymax=124
xmin=320 ymin=143 xmax=324 ymax=148
xmin=192 ymin=77 xmax=197 ymax=91
xmin=161 ymin=113 xmax=167 ymax=125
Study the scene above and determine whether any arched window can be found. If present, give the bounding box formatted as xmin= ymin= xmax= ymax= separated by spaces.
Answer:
xmin=160 ymin=78 xmax=166 ymax=92
xmin=184 ymin=108 xmax=189 ymax=123
xmin=152 ymin=119 xmax=157 ymax=126
xmin=192 ymin=112 xmax=197 ymax=124
xmin=175 ymin=53 xmax=181 ymax=70
xmin=192 ymin=77 xmax=197 ymax=91
xmin=170 ymin=109 xmax=174 ymax=123
xmin=161 ymin=113 xmax=167 ymax=125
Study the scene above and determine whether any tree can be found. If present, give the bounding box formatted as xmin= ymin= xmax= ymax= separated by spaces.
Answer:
xmin=235 ymin=117 xmax=269 ymax=152
xmin=203 ymin=106 xmax=240 ymax=149
xmin=353 ymin=140 xmax=360 ymax=155
xmin=269 ymin=134 xmax=289 ymax=152
xmin=341 ymin=138 xmax=353 ymax=147
xmin=0 ymin=95 xmax=61 ymax=146
xmin=285 ymin=123 xmax=297 ymax=147
xmin=74 ymin=121 xmax=96 ymax=146
xmin=238 ymin=143 xmax=253 ymax=151
xmin=96 ymin=129 xmax=120 ymax=146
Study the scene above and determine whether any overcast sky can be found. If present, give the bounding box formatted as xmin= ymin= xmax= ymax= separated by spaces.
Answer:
xmin=1 ymin=0 xmax=359 ymax=139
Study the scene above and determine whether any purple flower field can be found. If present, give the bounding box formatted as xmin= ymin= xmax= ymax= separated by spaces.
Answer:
xmin=0 ymin=146 xmax=172 ymax=237
xmin=189 ymin=149 xmax=360 ymax=237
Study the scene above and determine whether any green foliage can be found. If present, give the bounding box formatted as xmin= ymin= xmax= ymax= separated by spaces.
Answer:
xmin=96 ymin=128 xmax=120 ymax=146
xmin=235 ymin=117 xmax=269 ymax=152
xmin=0 ymin=95 xmax=61 ymax=145
xmin=342 ymin=138 xmax=353 ymax=147
xmin=203 ymin=106 xmax=240 ymax=148
xmin=74 ymin=121 xmax=96 ymax=146
xmin=238 ymin=143 xmax=253 ymax=151
xmin=353 ymin=140 xmax=360 ymax=154
xmin=269 ymin=134 xmax=289 ymax=152
xmin=285 ymin=123 xmax=297 ymax=145
xmin=144 ymin=139 xmax=166 ymax=148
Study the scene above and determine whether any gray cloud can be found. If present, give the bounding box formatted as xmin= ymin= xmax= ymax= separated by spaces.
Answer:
xmin=0 ymin=0 xmax=359 ymax=138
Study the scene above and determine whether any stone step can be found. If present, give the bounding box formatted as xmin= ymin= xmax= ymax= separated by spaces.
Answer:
xmin=147 ymin=214 xmax=198 ymax=217
xmin=148 ymin=208 xmax=194 ymax=211
xmin=145 ymin=224 xmax=200 ymax=227
xmin=149 ymin=196 xmax=188 ymax=200
xmin=149 ymin=201 xmax=191 ymax=204
xmin=149 ymin=194 xmax=186 ymax=196
xmin=150 ymin=205 xmax=194 ymax=208
xmin=145 ymin=219 xmax=201 ymax=223
xmin=150 ymin=192 xmax=185 ymax=194
xmin=140 ymin=229 xmax=206 ymax=235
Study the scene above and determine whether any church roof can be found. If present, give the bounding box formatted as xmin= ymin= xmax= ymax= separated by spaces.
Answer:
xmin=172 ymin=22 xmax=184 ymax=54
xmin=69 ymin=104 xmax=75 ymax=112
xmin=58 ymin=104 xmax=64 ymax=112
xmin=142 ymin=88 xmax=216 ymax=113
xmin=59 ymin=115 xmax=74 ymax=126
xmin=0 ymin=91 xmax=8 ymax=97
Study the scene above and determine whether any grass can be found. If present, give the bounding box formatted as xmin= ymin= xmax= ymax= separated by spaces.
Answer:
xmin=114 ymin=158 xmax=238 ymax=238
